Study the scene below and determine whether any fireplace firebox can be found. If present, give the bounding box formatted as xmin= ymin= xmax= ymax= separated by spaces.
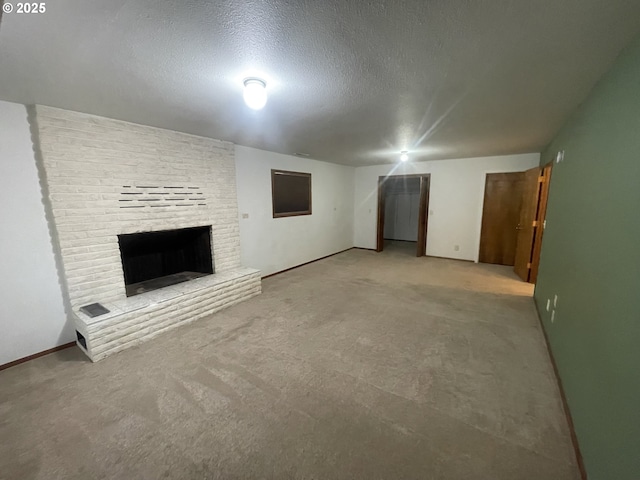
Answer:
xmin=118 ymin=226 xmax=214 ymax=297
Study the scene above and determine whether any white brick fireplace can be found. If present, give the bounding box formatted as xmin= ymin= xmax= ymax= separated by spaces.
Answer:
xmin=35 ymin=106 xmax=261 ymax=361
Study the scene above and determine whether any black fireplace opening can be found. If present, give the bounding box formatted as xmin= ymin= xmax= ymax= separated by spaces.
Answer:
xmin=118 ymin=226 xmax=214 ymax=297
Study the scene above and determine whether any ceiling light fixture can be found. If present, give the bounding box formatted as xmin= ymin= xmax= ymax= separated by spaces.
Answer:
xmin=400 ymin=151 xmax=409 ymax=162
xmin=243 ymin=78 xmax=267 ymax=110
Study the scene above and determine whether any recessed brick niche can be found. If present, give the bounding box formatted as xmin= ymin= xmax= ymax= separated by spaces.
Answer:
xmin=35 ymin=106 xmax=261 ymax=361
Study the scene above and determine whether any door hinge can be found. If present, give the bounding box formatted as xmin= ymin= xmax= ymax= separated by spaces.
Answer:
xmin=527 ymin=262 xmax=532 ymax=269
xmin=538 ymin=176 xmax=544 ymax=183
xmin=532 ymin=220 xmax=539 ymax=227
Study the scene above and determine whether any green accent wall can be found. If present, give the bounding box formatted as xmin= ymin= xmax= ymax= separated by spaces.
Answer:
xmin=535 ymin=35 xmax=640 ymax=479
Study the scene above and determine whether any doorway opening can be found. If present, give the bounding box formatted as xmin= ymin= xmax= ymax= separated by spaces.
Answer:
xmin=376 ymin=174 xmax=430 ymax=257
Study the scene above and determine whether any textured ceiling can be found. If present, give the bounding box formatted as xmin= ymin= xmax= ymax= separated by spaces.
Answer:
xmin=1 ymin=1 xmax=639 ymax=166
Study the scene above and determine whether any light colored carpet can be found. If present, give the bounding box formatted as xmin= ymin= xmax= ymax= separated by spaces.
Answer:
xmin=0 ymin=243 xmax=579 ymax=479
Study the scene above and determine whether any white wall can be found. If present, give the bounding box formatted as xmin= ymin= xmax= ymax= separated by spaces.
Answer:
xmin=0 ymin=101 xmax=71 ymax=365
xmin=354 ymin=153 xmax=540 ymax=261
xmin=235 ymin=146 xmax=354 ymax=276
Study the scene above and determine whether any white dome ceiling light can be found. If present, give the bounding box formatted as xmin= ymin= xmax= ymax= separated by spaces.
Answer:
xmin=243 ymin=78 xmax=267 ymax=110
xmin=400 ymin=151 xmax=409 ymax=162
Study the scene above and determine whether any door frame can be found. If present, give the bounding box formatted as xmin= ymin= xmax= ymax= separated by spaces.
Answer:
xmin=376 ymin=174 xmax=430 ymax=257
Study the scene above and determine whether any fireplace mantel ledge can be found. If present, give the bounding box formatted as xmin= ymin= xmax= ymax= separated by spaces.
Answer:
xmin=73 ymin=267 xmax=260 ymax=326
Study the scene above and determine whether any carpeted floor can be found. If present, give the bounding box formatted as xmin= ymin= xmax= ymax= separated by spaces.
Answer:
xmin=0 ymin=243 xmax=579 ymax=479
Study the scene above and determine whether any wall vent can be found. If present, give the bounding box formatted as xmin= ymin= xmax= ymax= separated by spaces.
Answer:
xmin=76 ymin=331 xmax=87 ymax=350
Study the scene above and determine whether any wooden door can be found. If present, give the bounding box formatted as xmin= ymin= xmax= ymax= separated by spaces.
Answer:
xmin=514 ymin=166 xmax=542 ymax=281
xmin=416 ymin=176 xmax=430 ymax=257
xmin=529 ymin=163 xmax=553 ymax=283
xmin=478 ymin=172 xmax=525 ymax=265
